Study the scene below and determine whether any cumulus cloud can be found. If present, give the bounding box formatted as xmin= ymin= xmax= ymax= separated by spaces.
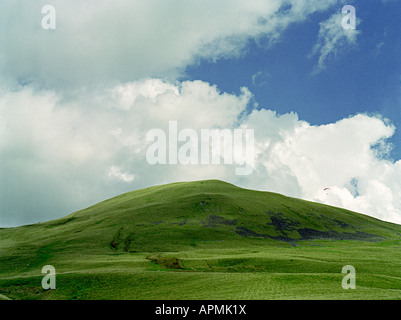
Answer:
xmin=0 ymin=80 xmax=252 ymax=226
xmin=242 ymin=109 xmax=401 ymax=224
xmin=1 ymin=79 xmax=401 ymax=226
xmin=0 ymin=0 xmax=340 ymax=89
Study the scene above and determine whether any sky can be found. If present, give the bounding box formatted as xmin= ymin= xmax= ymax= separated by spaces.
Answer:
xmin=1 ymin=0 xmax=401 ymax=227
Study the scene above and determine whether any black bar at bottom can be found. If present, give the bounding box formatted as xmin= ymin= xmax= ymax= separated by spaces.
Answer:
xmin=1 ymin=300 xmax=399 ymax=318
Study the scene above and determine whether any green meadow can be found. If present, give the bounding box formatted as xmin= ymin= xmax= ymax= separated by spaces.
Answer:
xmin=1 ymin=180 xmax=401 ymax=300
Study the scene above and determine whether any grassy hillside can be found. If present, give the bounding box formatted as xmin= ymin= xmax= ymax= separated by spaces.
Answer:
xmin=1 ymin=179 xmax=401 ymax=300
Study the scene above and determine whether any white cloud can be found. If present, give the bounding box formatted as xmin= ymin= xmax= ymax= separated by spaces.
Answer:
xmin=309 ymin=11 xmax=360 ymax=74
xmin=0 ymin=0 xmax=340 ymax=89
xmin=0 ymin=80 xmax=252 ymax=226
xmin=242 ymin=109 xmax=401 ymax=224
xmin=108 ymin=166 xmax=135 ymax=183
xmin=1 ymin=80 xmax=401 ymax=226
xmin=252 ymin=71 xmax=270 ymax=87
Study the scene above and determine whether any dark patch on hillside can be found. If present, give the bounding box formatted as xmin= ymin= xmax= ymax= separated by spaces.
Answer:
xmin=297 ymin=228 xmax=381 ymax=241
xmin=261 ymin=210 xmax=379 ymax=241
xmin=235 ymin=225 xmax=382 ymax=242
xmin=110 ymin=228 xmax=123 ymax=250
xmin=146 ymin=255 xmax=183 ymax=269
xmin=178 ymin=220 xmax=188 ymax=226
xmin=169 ymin=219 xmax=189 ymax=226
xmin=203 ymin=215 xmax=237 ymax=228
xmin=199 ymin=200 xmax=222 ymax=216
xmin=110 ymin=228 xmax=137 ymax=252
xmin=331 ymin=219 xmax=352 ymax=229
xmin=235 ymin=226 xmax=267 ymax=238
xmin=266 ymin=212 xmax=299 ymax=232
xmin=235 ymin=226 xmax=294 ymax=242
xmin=316 ymin=213 xmax=355 ymax=230
xmin=124 ymin=233 xmax=136 ymax=252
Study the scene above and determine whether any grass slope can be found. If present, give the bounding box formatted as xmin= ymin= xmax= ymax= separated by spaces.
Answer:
xmin=1 ymin=179 xmax=401 ymax=300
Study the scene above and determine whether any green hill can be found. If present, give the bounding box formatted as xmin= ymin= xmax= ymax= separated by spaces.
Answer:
xmin=1 ymin=179 xmax=401 ymax=300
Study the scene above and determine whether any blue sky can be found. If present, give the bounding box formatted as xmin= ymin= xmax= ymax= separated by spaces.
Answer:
xmin=1 ymin=0 xmax=401 ymax=226
xmin=185 ymin=0 xmax=401 ymax=159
